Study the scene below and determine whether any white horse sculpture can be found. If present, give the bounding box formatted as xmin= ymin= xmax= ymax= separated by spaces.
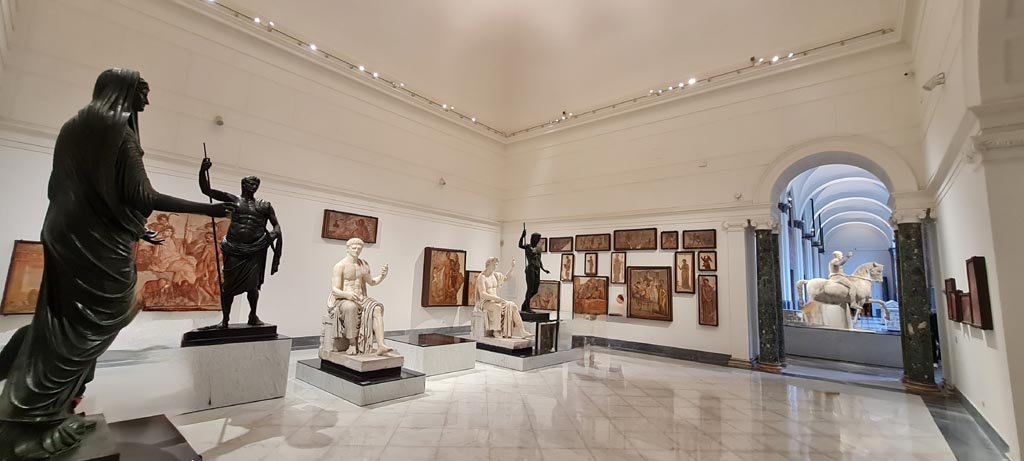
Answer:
xmin=795 ymin=262 xmax=887 ymax=329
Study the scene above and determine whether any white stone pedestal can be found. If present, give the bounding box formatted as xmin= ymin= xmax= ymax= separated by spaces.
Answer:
xmin=319 ymin=351 xmax=404 ymax=372
xmin=474 ymin=346 xmax=584 ymax=371
xmin=295 ymin=359 xmax=425 ymax=406
xmin=384 ymin=333 xmax=476 ymax=376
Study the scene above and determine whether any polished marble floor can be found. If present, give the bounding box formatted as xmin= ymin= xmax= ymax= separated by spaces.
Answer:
xmin=171 ymin=347 xmax=962 ymax=460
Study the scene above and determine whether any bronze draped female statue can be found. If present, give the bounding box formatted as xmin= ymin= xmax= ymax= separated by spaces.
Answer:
xmin=0 ymin=69 xmax=232 ymax=460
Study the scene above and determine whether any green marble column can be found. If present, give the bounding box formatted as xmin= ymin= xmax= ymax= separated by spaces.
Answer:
xmin=755 ymin=229 xmax=783 ymax=371
xmin=896 ymin=222 xmax=938 ymax=392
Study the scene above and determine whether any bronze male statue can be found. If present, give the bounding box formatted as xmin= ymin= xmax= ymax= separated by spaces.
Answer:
xmin=198 ymin=159 xmax=282 ymax=329
xmin=0 ymin=69 xmax=232 ymax=460
xmin=519 ymin=223 xmax=549 ymax=313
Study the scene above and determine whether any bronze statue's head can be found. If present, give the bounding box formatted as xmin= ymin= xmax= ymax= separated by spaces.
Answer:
xmin=241 ymin=175 xmax=261 ymax=194
xmin=133 ymin=78 xmax=150 ymax=112
xmin=530 ymin=232 xmax=541 ymax=246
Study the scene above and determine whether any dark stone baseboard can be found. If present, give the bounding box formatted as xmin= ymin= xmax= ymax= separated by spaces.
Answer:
xmin=291 ymin=325 xmax=473 ymax=351
xmin=951 ymin=388 xmax=1010 ymax=455
xmin=572 ymin=335 xmax=731 ymax=367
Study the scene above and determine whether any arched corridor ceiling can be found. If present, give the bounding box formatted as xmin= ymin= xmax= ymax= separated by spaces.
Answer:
xmin=786 ymin=164 xmax=892 ymax=249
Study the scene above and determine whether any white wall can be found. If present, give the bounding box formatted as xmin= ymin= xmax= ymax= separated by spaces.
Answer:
xmin=0 ymin=0 xmax=505 ymax=347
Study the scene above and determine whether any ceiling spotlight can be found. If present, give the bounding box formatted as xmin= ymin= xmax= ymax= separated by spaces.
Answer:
xmin=678 ymin=82 xmax=685 ymax=88
xmin=649 ymin=90 xmax=655 ymax=94
xmin=309 ymin=43 xmax=317 ymax=51
xmin=399 ymin=82 xmax=405 ymax=87
xmin=372 ymin=72 xmax=379 ymax=78
xmin=787 ymin=52 xmax=794 ymax=58
xmin=471 ymin=117 xmax=476 ymax=123
xmin=442 ymin=104 xmax=448 ymax=110
xmin=568 ymin=112 xmax=573 ymax=117
xmin=771 ymin=55 xmax=779 ymax=62
xmin=253 ymin=17 xmax=261 ymax=23
xmin=758 ymin=57 xmax=764 ymax=63
xmin=688 ymin=77 xmax=696 ymax=85
xmin=668 ymin=86 xmax=674 ymax=90
xmin=358 ymin=65 xmax=365 ymax=72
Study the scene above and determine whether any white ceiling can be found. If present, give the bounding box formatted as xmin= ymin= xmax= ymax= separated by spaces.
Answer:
xmin=787 ymin=164 xmax=893 ymax=247
xmin=228 ymin=0 xmax=900 ymax=132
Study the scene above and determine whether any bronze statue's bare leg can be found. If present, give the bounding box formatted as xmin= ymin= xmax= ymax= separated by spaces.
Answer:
xmin=247 ymin=290 xmax=264 ymax=326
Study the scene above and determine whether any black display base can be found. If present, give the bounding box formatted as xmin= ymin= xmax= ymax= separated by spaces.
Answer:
xmin=108 ymin=414 xmax=201 ymax=461
xmin=520 ymin=312 xmax=552 ymax=322
xmin=475 ymin=341 xmax=534 ymax=357
xmin=180 ymin=323 xmax=278 ymax=347
xmin=300 ymin=359 xmax=423 ymax=386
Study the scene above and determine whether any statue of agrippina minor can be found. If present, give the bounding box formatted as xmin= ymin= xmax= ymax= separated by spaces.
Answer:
xmin=198 ymin=158 xmax=282 ymax=329
xmin=0 ymin=69 xmax=232 ymax=460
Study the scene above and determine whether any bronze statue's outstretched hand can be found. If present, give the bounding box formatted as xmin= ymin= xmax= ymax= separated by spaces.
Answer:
xmin=141 ymin=230 xmax=164 ymax=245
xmin=200 ymin=157 xmax=213 ymax=172
xmin=543 ymin=268 xmax=550 ymax=274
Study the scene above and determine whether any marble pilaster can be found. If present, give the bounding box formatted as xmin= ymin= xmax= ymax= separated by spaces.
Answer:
xmin=893 ymin=212 xmax=939 ymax=393
xmin=754 ymin=222 xmax=784 ymax=372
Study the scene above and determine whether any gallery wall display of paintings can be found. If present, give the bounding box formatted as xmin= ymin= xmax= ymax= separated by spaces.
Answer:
xmin=573 ymin=276 xmax=608 ymax=315
xmin=560 ymin=254 xmax=575 ymax=282
xmin=611 ymin=252 xmax=626 ymax=284
xmin=584 ymin=253 xmax=598 ymax=276
xmin=613 ymin=228 xmax=657 ymax=251
xmin=661 ymin=231 xmax=679 ymax=250
xmin=135 ymin=213 xmax=230 ymax=312
xmin=626 ymin=266 xmax=673 ymax=321
xmin=682 ymin=229 xmax=716 ymax=249
xmin=464 ymin=270 xmax=482 ymax=307
xmin=422 ymin=247 xmax=467 ymax=307
xmin=698 ymin=275 xmax=719 ymax=326
xmin=576 ymin=233 xmax=611 ymax=252
xmin=698 ymin=251 xmax=717 ymax=272
xmin=549 ymin=237 xmax=573 ymax=253
xmin=674 ymin=252 xmax=695 ymax=294
xmin=530 ymin=280 xmax=561 ymax=311
xmin=322 ymin=209 xmax=379 ymax=244
xmin=944 ymin=256 xmax=993 ymax=330
xmin=1 ymin=240 xmax=43 ymax=315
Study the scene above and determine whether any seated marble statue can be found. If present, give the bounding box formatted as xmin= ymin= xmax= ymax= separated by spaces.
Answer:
xmin=321 ymin=238 xmax=393 ymax=357
xmin=475 ymin=257 xmax=535 ymax=339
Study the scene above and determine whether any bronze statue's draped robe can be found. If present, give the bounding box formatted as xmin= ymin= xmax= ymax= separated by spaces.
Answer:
xmin=0 ymin=69 xmax=154 ymax=425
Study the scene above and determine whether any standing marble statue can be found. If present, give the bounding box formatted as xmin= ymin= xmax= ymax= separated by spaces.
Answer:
xmin=476 ymin=257 xmax=535 ymax=339
xmin=198 ymin=158 xmax=282 ymax=329
xmin=321 ymin=238 xmax=393 ymax=357
xmin=0 ymin=69 xmax=232 ymax=460
xmin=519 ymin=224 xmax=549 ymax=313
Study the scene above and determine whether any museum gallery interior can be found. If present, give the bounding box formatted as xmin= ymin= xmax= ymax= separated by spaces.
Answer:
xmin=0 ymin=0 xmax=1021 ymax=460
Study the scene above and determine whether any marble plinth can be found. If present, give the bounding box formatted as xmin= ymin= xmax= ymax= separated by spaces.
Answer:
xmin=320 ymin=351 xmax=404 ymax=372
xmin=78 ymin=336 xmax=291 ymax=421
xmin=473 ymin=336 xmax=534 ymax=351
xmin=384 ymin=333 xmax=476 ymax=376
xmin=475 ymin=346 xmax=583 ymax=371
xmin=295 ymin=359 xmax=425 ymax=406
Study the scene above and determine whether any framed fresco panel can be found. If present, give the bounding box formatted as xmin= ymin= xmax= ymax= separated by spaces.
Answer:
xmin=966 ymin=256 xmax=992 ymax=330
xmin=2 ymin=240 xmax=44 ymax=315
xmin=549 ymin=237 xmax=573 ymax=253
xmin=559 ymin=254 xmax=575 ymax=282
xmin=584 ymin=253 xmax=598 ymax=276
xmin=530 ymin=280 xmax=561 ymax=311
xmin=575 ymin=233 xmax=611 ymax=252
xmin=697 ymin=251 xmax=717 ymax=272
xmin=674 ymin=252 xmax=696 ymax=294
xmin=682 ymin=229 xmax=717 ymax=249
xmin=610 ymin=252 xmax=627 ymax=284
xmin=661 ymin=231 xmax=679 ymax=250
xmin=573 ymin=276 xmax=608 ymax=315
xmin=135 ymin=213 xmax=230 ymax=311
xmin=943 ymin=278 xmax=962 ymax=322
xmin=322 ymin=209 xmax=379 ymax=244
xmin=537 ymin=238 xmax=547 ymax=253
xmin=422 ymin=247 xmax=467 ymax=307
xmin=698 ymin=275 xmax=719 ymax=326
xmin=464 ymin=270 xmax=482 ymax=307
xmin=613 ymin=228 xmax=657 ymax=251
xmin=626 ymin=266 xmax=673 ymax=321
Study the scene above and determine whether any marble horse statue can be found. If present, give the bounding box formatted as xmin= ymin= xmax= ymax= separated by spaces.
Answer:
xmin=796 ymin=262 xmax=887 ymax=329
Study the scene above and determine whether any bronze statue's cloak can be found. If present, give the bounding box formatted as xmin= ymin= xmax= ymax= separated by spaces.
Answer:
xmin=0 ymin=69 xmax=154 ymax=424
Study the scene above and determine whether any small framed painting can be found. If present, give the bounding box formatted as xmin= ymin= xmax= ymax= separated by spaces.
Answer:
xmin=674 ymin=251 xmax=695 ymax=294
xmin=322 ymin=209 xmax=379 ymax=244
xmin=613 ymin=228 xmax=657 ymax=251
xmin=584 ymin=253 xmax=598 ymax=276
xmin=559 ymin=254 xmax=575 ymax=282
xmin=2 ymin=240 xmax=44 ymax=315
xmin=610 ymin=252 xmax=626 ymax=284
xmin=661 ymin=231 xmax=679 ymax=250
xmin=575 ymin=233 xmax=611 ymax=252
xmin=943 ymin=278 xmax=962 ymax=322
xmin=698 ymin=275 xmax=719 ymax=326
xmin=697 ymin=251 xmax=717 ymax=272
xmin=464 ymin=270 xmax=482 ymax=307
xmin=537 ymin=238 xmax=548 ymax=253
xmin=422 ymin=247 xmax=467 ymax=307
xmin=682 ymin=229 xmax=716 ymax=249
xmin=549 ymin=237 xmax=573 ymax=253
xmin=626 ymin=266 xmax=673 ymax=321
xmin=573 ymin=276 xmax=608 ymax=315
xmin=965 ymin=256 xmax=992 ymax=330
xmin=530 ymin=280 xmax=560 ymax=311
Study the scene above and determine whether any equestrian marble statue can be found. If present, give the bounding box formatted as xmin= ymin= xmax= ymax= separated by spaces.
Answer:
xmin=796 ymin=255 xmax=887 ymax=329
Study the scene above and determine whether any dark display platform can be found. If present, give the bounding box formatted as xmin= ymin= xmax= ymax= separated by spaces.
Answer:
xmin=108 ymin=415 xmax=201 ymax=461
xmin=386 ymin=333 xmax=474 ymax=347
xmin=520 ymin=311 xmax=552 ymax=322
xmin=51 ymin=415 xmax=120 ymax=461
xmin=300 ymin=358 xmax=423 ymax=386
xmin=474 ymin=340 xmax=534 ymax=357
xmin=180 ymin=323 xmax=278 ymax=347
